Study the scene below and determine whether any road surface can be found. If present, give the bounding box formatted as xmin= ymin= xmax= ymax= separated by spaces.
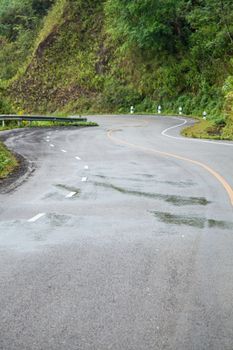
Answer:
xmin=0 ymin=115 xmax=233 ymax=350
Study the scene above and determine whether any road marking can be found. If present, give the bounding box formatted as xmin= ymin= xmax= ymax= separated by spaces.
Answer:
xmin=76 ymin=156 xmax=81 ymax=160
xmin=61 ymin=149 xmax=67 ymax=153
xmin=50 ymin=144 xmax=55 ymax=147
xmin=66 ymin=192 xmax=76 ymax=198
xmin=46 ymin=140 xmax=50 ymax=142
xmin=84 ymin=165 xmax=89 ymax=170
xmin=82 ymin=177 xmax=87 ymax=182
xmin=162 ymin=117 xmax=233 ymax=147
xmin=108 ymin=129 xmax=233 ymax=207
xmin=161 ymin=118 xmax=187 ymax=136
xmin=28 ymin=213 xmax=45 ymax=223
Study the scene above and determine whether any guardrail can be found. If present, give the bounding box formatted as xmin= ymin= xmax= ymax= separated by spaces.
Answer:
xmin=0 ymin=114 xmax=87 ymax=127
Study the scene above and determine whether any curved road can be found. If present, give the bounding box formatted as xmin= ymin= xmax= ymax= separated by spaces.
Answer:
xmin=0 ymin=115 xmax=233 ymax=350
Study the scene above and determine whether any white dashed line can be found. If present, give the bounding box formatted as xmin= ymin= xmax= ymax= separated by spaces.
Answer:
xmin=28 ymin=213 xmax=45 ymax=223
xmin=50 ymin=144 xmax=55 ymax=147
xmin=66 ymin=192 xmax=76 ymax=198
xmin=61 ymin=149 xmax=67 ymax=153
xmin=75 ymin=156 xmax=81 ymax=160
xmin=84 ymin=165 xmax=89 ymax=170
xmin=82 ymin=177 xmax=87 ymax=182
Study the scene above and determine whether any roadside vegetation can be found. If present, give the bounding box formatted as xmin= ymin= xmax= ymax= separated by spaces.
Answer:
xmin=0 ymin=120 xmax=98 ymax=132
xmin=0 ymin=0 xmax=232 ymax=140
xmin=181 ymin=119 xmax=231 ymax=140
xmin=0 ymin=142 xmax=18 ymax=178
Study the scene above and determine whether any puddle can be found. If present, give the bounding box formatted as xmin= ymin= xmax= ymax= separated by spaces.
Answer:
xmin=94 ymin=182 xmax=210 ymax=206
xmin=151 ymin=211 xmax=233 ymax=230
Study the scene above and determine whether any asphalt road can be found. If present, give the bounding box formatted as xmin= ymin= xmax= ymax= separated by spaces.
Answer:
xmin=0 ymin=115 xmax=233 ymax=350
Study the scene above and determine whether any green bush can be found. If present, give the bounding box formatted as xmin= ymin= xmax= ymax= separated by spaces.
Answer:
xmin=0 ymin=142 xmax=18 ymax=178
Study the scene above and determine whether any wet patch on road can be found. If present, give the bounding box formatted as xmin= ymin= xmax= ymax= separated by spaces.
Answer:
xmin=55 ymin=184 xmax=81 ymax=197
xmin=0 ymin=213 xmax=79 ymax=252
xmin=46 ymin=213 xmax=72 ymax=227
xmin=93 ymin=181 xmax=210 ymax=206
xmin=95 ymin=175 xmax=146 ymax=183
xmin=151 ymin=211 xmax=233 ymax=230
xmin=157 ymin=180 xmax=195 ymax=188
xmin=41 ymin=185 xmax=81 ymax=200
xmin=95 ymin=175 xmax=195 ymax=188
xmin=137 ymin=174 xmax=195 ymax=187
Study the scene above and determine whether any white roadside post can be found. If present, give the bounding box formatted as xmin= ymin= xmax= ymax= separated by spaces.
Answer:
xmin=203 ymin=111 xmax=207 ymax=120
xmin=179 ymin=107 xmax=183 ymax=115
xmin=130 ymin=106 xmax=134 ymax=114
xmin=158 ymin=105 xmax=162 ymax=114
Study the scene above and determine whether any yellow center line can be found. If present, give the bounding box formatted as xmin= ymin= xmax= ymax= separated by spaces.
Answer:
xmin=107 ymin=128 xmax=233 ymax=207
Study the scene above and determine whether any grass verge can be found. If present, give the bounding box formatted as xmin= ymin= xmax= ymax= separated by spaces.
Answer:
xmin=0 ymin=120 xmax=98 ymax=131
xmin=0 ymin=142 xmax=18 ymax=179
xmin=181 ymin=119 xmax=233 ymax=140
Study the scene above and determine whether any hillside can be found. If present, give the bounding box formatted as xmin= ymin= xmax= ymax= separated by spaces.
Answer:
xmin=0 ymin=0 xmax=233 ymax=138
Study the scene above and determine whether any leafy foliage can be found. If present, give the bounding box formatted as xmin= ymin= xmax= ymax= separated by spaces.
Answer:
xmin=0 ymin=0 xmax=233 ymax=137
xmin=0 ymin=0 xmax=54 ymax=80
xmin=0 ymin=142 xmax=18 ymax=178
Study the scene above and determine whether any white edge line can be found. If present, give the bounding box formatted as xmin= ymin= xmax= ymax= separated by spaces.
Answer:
xmin=50 ymin=144 xmax=55 ymax=147
xmin=161 ymin=118 xmax=187 ymax=136
xmin=76 ymin=156 xmax=81 ymax=160
xmin=161 ymin=117 xmax=233 ymax=147
xmin=66 ymin=191 xmax=76 ymax=198
xmin=28 ymin=213 xmax=45 ymax=223
xmin=61 ymin=149 xmax=67 ymax=153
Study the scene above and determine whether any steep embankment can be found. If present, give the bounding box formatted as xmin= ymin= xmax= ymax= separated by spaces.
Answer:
xmin=11 ymin=0 xmax=105 ymax=113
